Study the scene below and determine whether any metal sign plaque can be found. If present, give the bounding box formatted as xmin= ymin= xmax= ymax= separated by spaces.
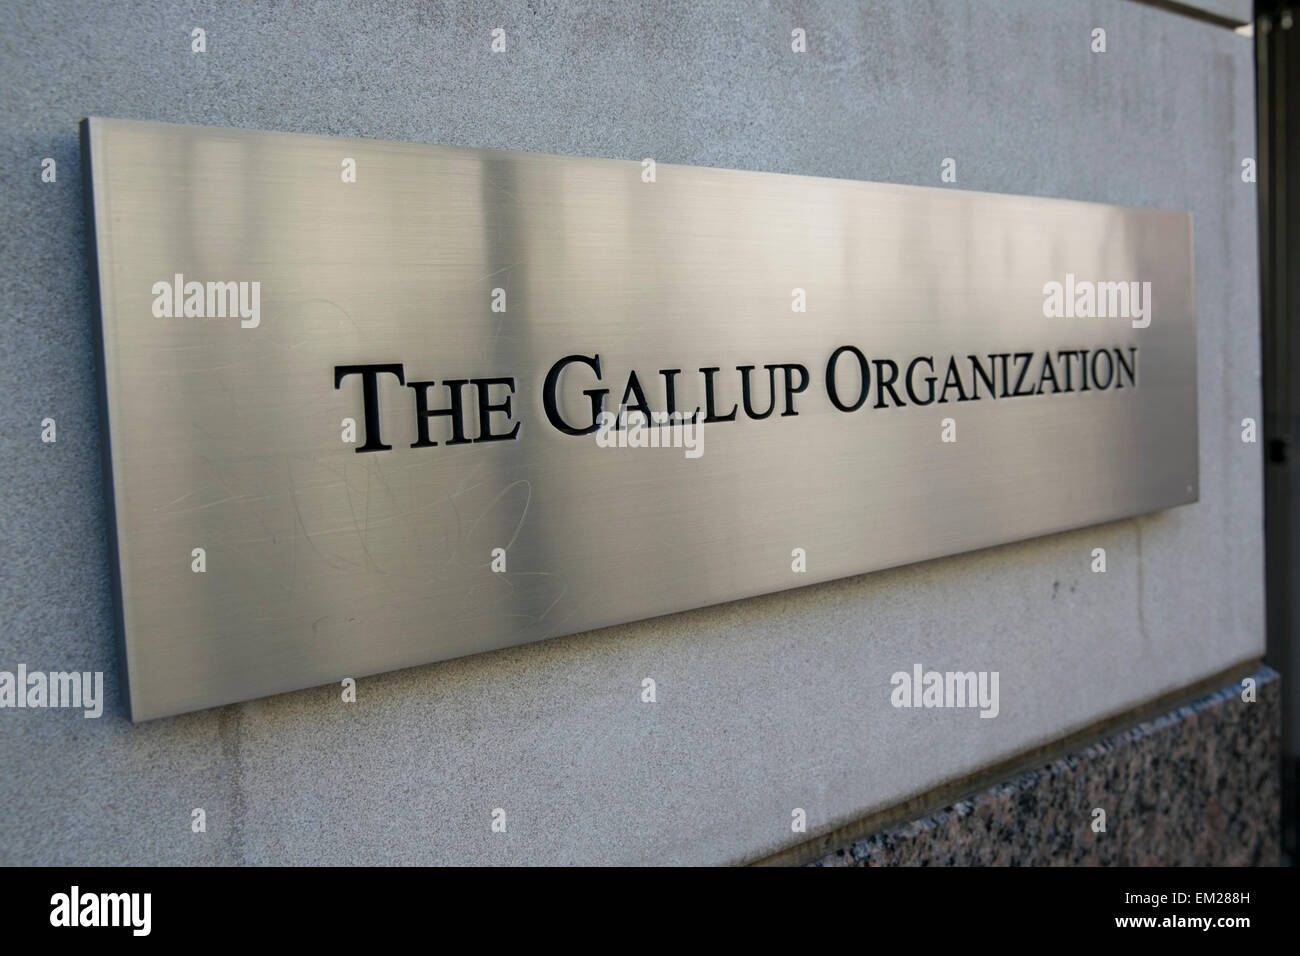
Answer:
xmin=82 ymin=118 xmax=1198 ymax=720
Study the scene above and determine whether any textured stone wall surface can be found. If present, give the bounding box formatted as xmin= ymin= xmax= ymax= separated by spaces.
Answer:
xmin=811 ymin=669 xmax=1279 ymax=866
xmin=0 ymin=0 xmax=1263 ymax=865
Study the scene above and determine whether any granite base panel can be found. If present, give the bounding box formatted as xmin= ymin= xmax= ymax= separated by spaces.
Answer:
xmin=811 ymin=667 xmax=1280 ymax=866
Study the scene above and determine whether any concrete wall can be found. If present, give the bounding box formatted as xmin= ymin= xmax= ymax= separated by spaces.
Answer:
xmin=0 ymin=0 xmax=1262 ymax=865
xmin=1168 ymin=0 xmax=1254 ymax=26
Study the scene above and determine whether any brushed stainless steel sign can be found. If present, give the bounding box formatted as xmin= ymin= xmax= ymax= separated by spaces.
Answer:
xmin=82 ymin=117 xmax=1198 ymax=720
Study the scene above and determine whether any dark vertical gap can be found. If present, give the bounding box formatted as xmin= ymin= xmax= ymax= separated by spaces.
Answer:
xmin=1257 ymin=0 xmax=1299 ymax=864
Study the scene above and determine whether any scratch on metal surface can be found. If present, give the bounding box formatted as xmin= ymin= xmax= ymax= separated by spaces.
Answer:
xmin=465 ymin=479 xmax=532 ymax=555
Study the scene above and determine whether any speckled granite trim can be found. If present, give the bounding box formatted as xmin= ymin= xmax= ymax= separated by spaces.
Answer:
xmin=811 ymin=667 xmax=1280 ymax=866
